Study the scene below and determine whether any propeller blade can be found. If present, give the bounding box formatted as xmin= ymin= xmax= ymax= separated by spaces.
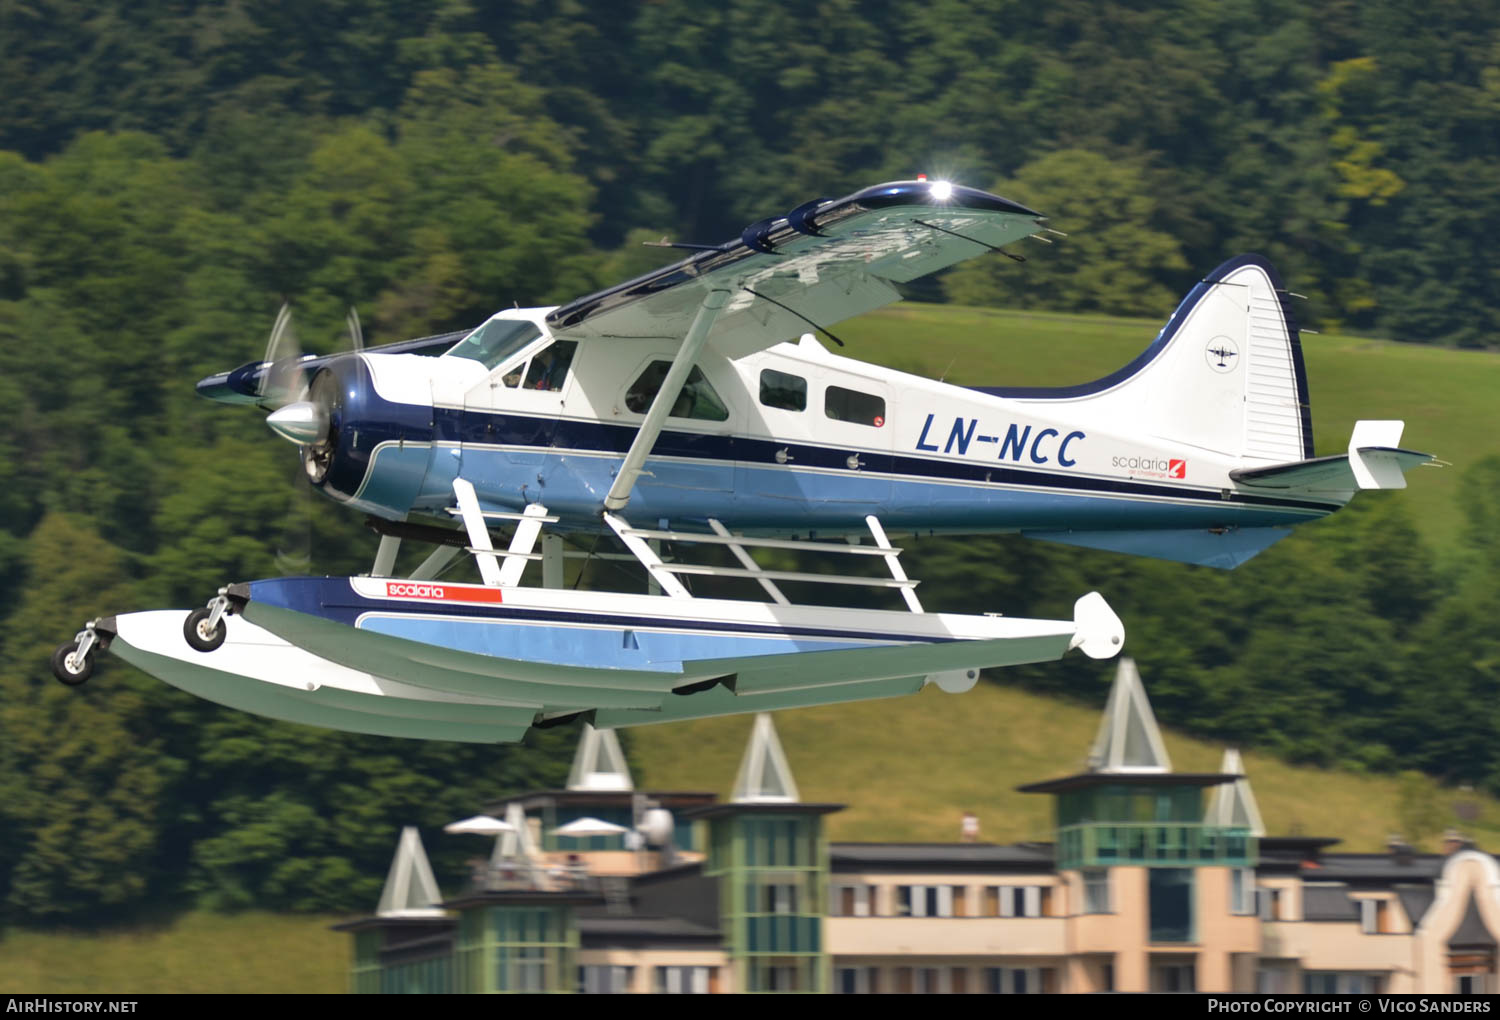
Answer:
xmin=346 ymin=306 xmax=364 ymax=352
xmin=257 ymin=302 xmax=308 ymax=407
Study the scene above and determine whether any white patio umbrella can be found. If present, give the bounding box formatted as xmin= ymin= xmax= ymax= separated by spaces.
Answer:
xmin=444 ymin=815 xmax=515 ymax=836
xmin=549 ymin=817 xmax=631 ymax=838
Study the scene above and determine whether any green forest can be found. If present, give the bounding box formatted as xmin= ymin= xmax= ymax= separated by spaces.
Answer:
xmin=1 ymin=0 xmax=1498 ymax=926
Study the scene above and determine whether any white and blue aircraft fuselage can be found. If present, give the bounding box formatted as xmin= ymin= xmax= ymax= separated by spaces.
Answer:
xmin=247 ymin=252 xmax=1423 ymax=570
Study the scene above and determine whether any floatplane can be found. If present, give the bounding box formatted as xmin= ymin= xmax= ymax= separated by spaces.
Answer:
xmin=52 ymin=179 xmax=1433 ymax=742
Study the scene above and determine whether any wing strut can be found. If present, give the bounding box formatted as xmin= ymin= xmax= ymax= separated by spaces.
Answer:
xmin=603 ymin=287 xmax=731 ymax=512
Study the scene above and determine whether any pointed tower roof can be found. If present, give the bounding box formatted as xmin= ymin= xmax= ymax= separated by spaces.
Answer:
xmin=732 ymin=713 xmax=801 ymax=803
xmin=566 ymin=724 xmax=633 ymax=792
xmin=491 ymin=801 xmax=540 ymax=864
xmin=376 ymin=826 xmax=445 ymax=918
xmin=1088 ymin=658 xmax=1171 ymax=773
xmin=1205 ymin=749 xmax=1266 ymax=836
xmin=1449 ymin=892 xmax=1499 ymax=950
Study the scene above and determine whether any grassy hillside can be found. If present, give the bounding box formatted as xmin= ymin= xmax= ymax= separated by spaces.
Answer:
xmin=840 ymin=302 xmax=1500 ymax=555
xmin=631 ymin=680 xmax=1500 ymax=851
xmin=0 ymin=911 xmax=346 ymax=993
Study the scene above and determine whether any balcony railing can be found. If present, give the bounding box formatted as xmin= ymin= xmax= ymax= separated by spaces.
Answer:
xmin=1057 ymin=823 xmax=1254 ymax=870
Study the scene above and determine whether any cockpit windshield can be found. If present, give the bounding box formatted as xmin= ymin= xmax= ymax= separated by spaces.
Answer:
xmin=444 ymin=316 xmax=543 ymax=370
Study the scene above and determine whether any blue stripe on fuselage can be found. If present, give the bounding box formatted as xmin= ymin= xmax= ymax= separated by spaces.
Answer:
xmin=419 ymin=444 xmax=1327 ymax=534
xmin=408 ymin=405 xmax=1338 ymax=532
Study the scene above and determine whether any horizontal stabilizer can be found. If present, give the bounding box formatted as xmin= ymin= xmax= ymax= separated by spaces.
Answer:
xmin=1231 ymin=421 xmax=1432 ymax=493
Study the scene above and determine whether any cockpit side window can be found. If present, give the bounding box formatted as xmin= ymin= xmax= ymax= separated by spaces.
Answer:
xmin=521 ymin=340 xmax=577 ymax=392
xmin=625 ymin=361 xmax=730 ymax=421
xmin=445 ymin=317 xmax=543 ymax=370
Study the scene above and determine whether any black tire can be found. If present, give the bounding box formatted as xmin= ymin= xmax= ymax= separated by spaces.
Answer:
xmin=184 ymin=607 xmax=227 ymax=652
xmin=51 ymin=641 xmax=93 ymax=686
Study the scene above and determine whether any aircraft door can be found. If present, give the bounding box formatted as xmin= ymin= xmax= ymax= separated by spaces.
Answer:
xmin=616 ymin=352 xmax=736 ymax=510
xmin=462 ymin=338 xmax=579 ymax=507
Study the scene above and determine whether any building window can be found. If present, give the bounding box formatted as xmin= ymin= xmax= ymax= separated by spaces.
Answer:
xmin=835 ymin=883 xmax=871 ymax=917
xmin=1152 ymin=962 xmax=1196 ymax=993
xmin=1257 ymin=965 xmax=1295 ymax=994
xmin=753 ymin=964 xmax=800 ymax=993
xmin=985 ymin=966 xmax=1042 ymax=994
xmin=579 ymin=965 xmax=633 ymax=994
xmin=993 ymin=886 xmax=1044 ymax=918
xmin=1358 ymin=898 xmax=1390 ymax=934
xmin=836 ymin=967 xmax=879 ymax=994
xmin=1456 ymin=975 xmax=1487 ymax=994
xmin=759 ymin=369 xmax=806 ymax=411
xmin=656 ymin=966 xmax=710 ymax=994
xmin=1148 ymin=869 xmax=1194 ymax=943
xmin=1230 ymin=868 xmax=1255 ymax=915
xmin=895 ymin=884 xmax=954 ymax=917
xmin=625 ymin=361 xmax=730 ymax=420
xmin=1306 ymin=972 xmax=1379 ymax=995
xmin=1258 ymin=886 xmax=1293 ymax=921
xmin=1083 ymin=870 xmax=1111 ymax=914
xmin=824 ymin=384 xmax=885 ymax=427
xmin=510 ymin=946 xmax=547 ymax=993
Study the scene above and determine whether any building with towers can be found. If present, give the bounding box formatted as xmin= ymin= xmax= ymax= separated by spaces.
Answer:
xmin=338 ymin=660 xmax=1500 ymax=993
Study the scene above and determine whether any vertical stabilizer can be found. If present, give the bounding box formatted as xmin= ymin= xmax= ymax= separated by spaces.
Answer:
xmin=1000 ymin=255 xmax=1314 ymax=467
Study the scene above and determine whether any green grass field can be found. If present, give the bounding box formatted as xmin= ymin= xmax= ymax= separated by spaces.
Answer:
xmin=631 ymin=680 xmax=1500 ymax=851
xmin=0 ymin=911 xmax=346 ymax=994
xmin=841 ymin=302 xmax=1500 ymax=556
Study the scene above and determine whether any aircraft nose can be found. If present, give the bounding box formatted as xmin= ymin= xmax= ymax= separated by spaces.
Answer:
xmin=266 ymin=401 xmax=329 ymax=446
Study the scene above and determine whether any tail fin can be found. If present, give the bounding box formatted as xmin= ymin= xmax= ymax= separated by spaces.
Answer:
xmin=986 ymin=255 xmax=1314 ymax=464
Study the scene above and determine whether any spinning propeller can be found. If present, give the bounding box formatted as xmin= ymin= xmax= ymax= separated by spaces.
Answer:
xmin=256 ymin=303 xmax=365 ymax=571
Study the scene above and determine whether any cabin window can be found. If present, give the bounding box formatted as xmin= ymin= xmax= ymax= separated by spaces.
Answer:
xmin=825 ymin=385 xmax=885 ymax=427
xmin=510 ymin=340 xmax=577 ymax=392
xmin=625 ymin=361 xmax=730 ymax=421
xmin=759 ymin=368 xmax=807 ymax=411
xmin=447 ymin=317 xmax=542 ymax=370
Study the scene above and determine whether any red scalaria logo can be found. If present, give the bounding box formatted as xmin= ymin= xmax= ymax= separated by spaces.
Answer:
xmin=1169 ymin=459 xmax=1186 ymax=479
xmin=387 ymin=583 xmax=446 ymax=598
xmin=384 ymin=581 xmax=504 ymax=604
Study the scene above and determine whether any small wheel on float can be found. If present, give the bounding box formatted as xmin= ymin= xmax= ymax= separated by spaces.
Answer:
xmin=51 ymin=641 xmax=93 ymax=686
xmin=183 ymin=606 xmax=227 ymax=652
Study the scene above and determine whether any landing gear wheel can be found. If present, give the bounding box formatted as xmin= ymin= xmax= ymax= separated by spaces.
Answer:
xmin=51 ymin=642 xmax=93 ymax=686
xmin=184 ymin=607 xmax=227 ymax=652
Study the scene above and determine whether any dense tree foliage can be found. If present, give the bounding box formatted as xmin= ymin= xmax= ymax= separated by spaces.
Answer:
xmin=0 ymin=0 xmax=1497 ymax=924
